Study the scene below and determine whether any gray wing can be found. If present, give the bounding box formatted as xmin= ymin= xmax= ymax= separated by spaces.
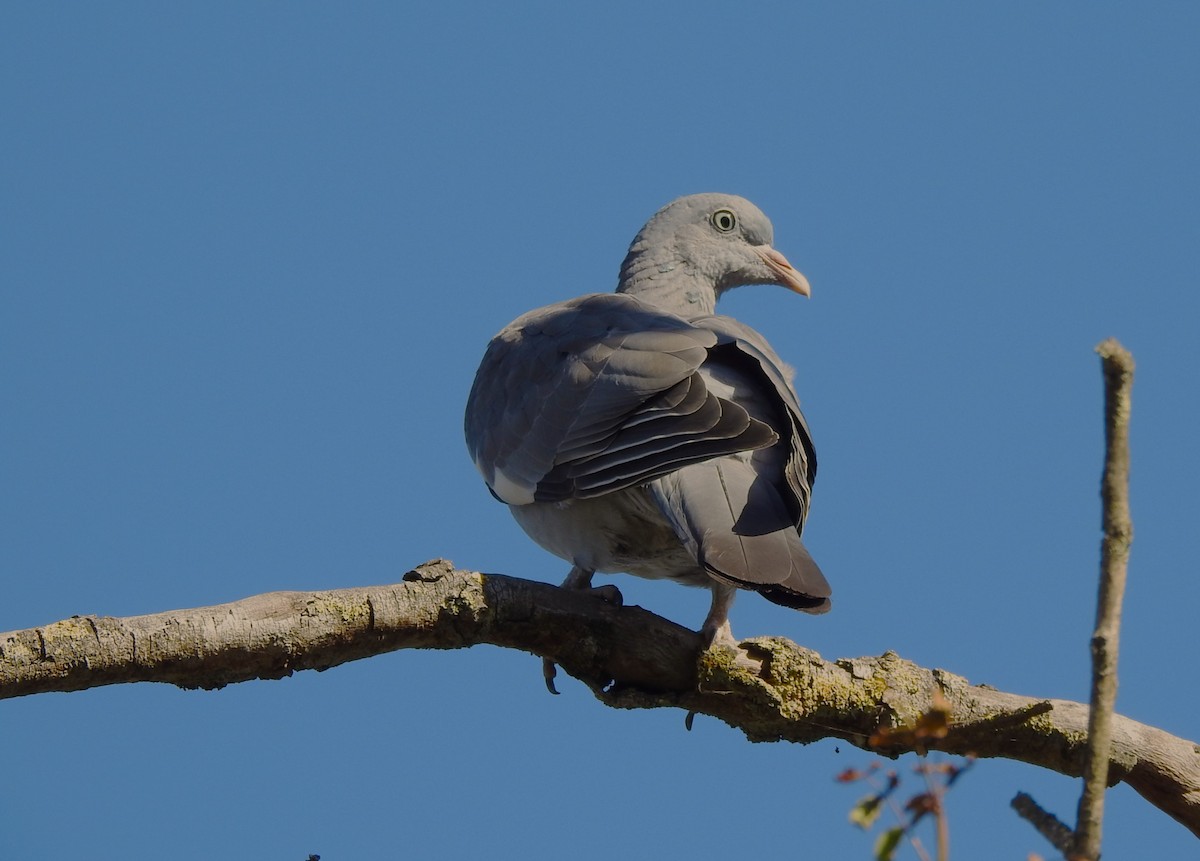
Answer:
xmin=647 ymin=316 xmax=830 ymax=612
xmin=700 ymin=316 xmax=818 ymax=520
xmin=464 ymin=294 xmax=777 ymax=506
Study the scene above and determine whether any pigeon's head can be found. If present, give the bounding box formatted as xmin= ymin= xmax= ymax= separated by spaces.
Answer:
xmin=618 ymin=193 xmax=810 ymax=313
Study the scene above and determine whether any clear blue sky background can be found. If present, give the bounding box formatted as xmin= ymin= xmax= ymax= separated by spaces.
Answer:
xmin=3 ymin=4 xmax=1198 ymax=858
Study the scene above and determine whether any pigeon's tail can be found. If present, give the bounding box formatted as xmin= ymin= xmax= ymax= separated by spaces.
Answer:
xmin=755 ymin=541 xmax=831 ymax=613
xmin=649 ymin=459 xmax=831 ymax=614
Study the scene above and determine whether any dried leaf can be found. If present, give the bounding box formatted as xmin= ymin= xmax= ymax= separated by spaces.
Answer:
xmin=914 ymin=689 xmax=951 ymax=741
xmin=870 ymin=691 xmax=953 ymax=749
xmin=945 ymin=755 xmax=976 ymax=788
xmin=904 ymin=790 xmax=938 ymax=827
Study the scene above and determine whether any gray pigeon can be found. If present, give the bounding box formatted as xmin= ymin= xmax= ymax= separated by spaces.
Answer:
xmin=465 ymin=193 xmax=830 ymax=676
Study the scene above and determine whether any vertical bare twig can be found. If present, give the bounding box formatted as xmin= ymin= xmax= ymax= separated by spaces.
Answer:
xmin=1074 ymin=338 xmax=1135 ymax=860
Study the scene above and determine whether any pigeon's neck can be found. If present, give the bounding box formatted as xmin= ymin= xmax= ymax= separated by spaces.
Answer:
xmin=616 ymin=250 xmax=718 ymax=317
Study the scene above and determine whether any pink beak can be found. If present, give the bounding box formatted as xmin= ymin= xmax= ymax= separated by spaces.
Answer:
xmin=756 ymin=246 xmax=811 ymax=297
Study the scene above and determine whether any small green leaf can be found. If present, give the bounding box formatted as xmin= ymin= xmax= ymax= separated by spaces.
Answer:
xmin=873 ymin=826 xmax=904 ymax=861
xmin=849 ymin=794 xmax=883 ymax=829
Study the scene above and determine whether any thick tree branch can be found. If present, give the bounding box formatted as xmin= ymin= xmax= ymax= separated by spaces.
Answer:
xmin=2 ymin=559 xmax=1197 ymax=838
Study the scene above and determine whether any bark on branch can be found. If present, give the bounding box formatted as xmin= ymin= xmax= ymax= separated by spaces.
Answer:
xmin=2 ymin=559 xmax=1197 ymax=838
xmin=1073 ymin=338 xmax=1136 ymax=858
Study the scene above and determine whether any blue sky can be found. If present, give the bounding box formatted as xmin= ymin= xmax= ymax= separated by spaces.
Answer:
xmin=3 ymin=3 xmax=1198 ymax=858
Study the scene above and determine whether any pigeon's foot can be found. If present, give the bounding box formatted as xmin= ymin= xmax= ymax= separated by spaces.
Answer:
xmin=583 ymin=582 xmax=623 ymax=607
xmin=701 ymin=618 xmax=737 ymax=650
xmin=700 ymin=582 xmax=738 ymax=648
xmin=559 ymin=565 xmax=624 ymax=606
xmin=699 ymin=587 xmax=766 ymax=682
xmin=544 ymin=566 xmax=623 ymax=694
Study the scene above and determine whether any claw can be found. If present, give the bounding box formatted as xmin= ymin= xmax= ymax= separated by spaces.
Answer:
xmin=543 ymin=658 xmax=560 ymax=695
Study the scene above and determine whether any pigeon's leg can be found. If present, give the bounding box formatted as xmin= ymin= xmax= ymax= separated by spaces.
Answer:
xmin=700 ymin=582 xmax=739 ymax=648
xmin=543 ymin=565 xmax=623 ymax=694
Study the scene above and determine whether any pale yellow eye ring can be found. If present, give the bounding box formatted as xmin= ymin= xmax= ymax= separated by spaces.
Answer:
xmin=711 ymin=209 xmax=737 ymax=233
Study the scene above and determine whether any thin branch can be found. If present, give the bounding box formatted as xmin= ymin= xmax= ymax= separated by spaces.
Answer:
xmin=2 ymin=560 xmax=1197 ymax=837
xmin=918 ymin=763 xmax=950 ymax=861
xmin=1012 ymin=792 xmax=1076 ymax=857
xmin=1074 ymin=339 xmax=1136 ymax=860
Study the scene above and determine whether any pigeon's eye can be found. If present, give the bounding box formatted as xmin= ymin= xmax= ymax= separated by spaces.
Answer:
xmin=711 ymin=209 xmax=737 ymax=233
